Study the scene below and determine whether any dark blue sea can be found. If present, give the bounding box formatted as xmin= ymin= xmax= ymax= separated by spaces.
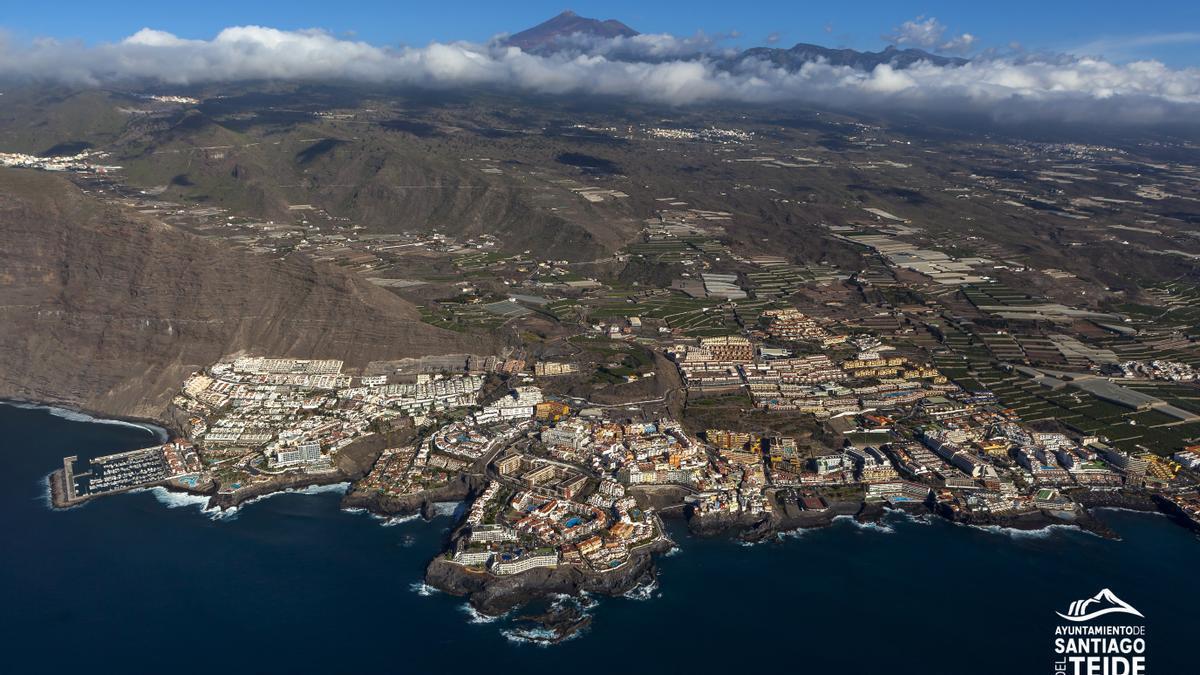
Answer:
xmin=2 ymin=402 xmax=1197 ymax=674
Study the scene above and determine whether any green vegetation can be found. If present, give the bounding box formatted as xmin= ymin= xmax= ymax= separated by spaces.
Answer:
xmin=419 ymin=303 xmax=510 ymax=332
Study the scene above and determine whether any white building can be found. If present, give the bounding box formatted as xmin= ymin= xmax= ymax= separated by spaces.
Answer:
xmin=490 ymin=551 xmax=559 ymax=575
xmin=275 ymin=442 xmax=323 ymax=467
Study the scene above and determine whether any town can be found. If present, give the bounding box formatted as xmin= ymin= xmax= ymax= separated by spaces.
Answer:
xmin=45 ymin=130 xmax=1200 ymax=631
xmin=24 ymin=69 xmax=1200 ymax=646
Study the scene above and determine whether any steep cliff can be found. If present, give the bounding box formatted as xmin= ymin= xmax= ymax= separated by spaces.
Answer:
xmin=0 ymin=168 xmax=488 ymax=422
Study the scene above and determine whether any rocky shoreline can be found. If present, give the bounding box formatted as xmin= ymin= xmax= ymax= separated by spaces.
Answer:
xmin=424 ymin=537 xmax=673 ymax=617
xmin=206 ymin=471 xmax=349 ymax=511
xmin=4 ymin=398 xmax=176 ymax=440
xmin=938 ymin=503 xmax=1119 ymax=538
xmin=685 ymin=495 xmax=1150 ymax=543
xmin=686 ymin=499 xmax=889 ymax=542
xmin=420 ymin=488 xmax=1195 ymax=631
xmin=31 ymin=395 xmax=1200 ymax=637
xmin=341 ymin=474 xmax=484 ymax=520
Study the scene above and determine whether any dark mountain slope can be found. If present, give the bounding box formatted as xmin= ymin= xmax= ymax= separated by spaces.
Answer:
xmin=108 ymin=109 xmax=611 ymax=261
xmin=0 ymin=169 xmax=487 ymax=423
xmin=505 ymin=10 xmax=638 ymax=52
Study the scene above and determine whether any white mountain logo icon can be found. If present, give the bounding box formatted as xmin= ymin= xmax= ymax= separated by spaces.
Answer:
xmin=1057 ymin=589 xmax=1144 ymax=622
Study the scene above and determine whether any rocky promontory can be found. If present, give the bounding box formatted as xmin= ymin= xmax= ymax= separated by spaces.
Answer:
xmin=342 ymin=473 xmax=484 ymax=520
xmin=424 ymin=538 xmax=673 ymax=616
xmin=206 ymin=471 xmax=349 ymax=511
xmin=686 ymin=498 xmax=869 ymax=542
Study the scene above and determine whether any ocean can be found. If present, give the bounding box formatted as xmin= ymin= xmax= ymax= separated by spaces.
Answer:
xmin=2 ymin=401 xmax=1196 ymax=674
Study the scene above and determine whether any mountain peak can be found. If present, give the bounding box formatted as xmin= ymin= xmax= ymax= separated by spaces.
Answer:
xmin=505 ymin=10 xmax=639 ymax=52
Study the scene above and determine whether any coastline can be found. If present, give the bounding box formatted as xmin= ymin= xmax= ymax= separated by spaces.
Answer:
xmin=685 ymin=499 xmax=867 ymax=542
xmin=414 ymin=489 xmax=1175 ymax=637
xmin=24 ymin=395 xmax=1200 ymax=639
xmin=13 ymin=404 xmax=1200 ymax=671
xmin=30 ymin=396 xmax=1194 ymax=542
xmin=1 ymin=398 xmax=174 ymax=441
xmin=207 ymin=471 xmax=349 ymax=511
xmin=425 ymin=536 xmax=674 ymax=618
xmin=685 ymin=496 xmax=1134 ymax=542
xmin=341 ymin=473 xmax=483 ymax=521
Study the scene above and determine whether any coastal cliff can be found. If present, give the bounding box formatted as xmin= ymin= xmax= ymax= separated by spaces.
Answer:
xmin=425 ymin=538 xmax=673 ymax=616
xmin=0 ymin=168 xmax=486 ymax=425
xmin=687 ymin=498 xmax=867 ymax=541
xmin=341 ymin=473 xmax=483 ymax=520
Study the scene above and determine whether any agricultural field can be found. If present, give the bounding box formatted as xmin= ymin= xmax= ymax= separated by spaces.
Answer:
xmin=585 ymin=292 xmax=740 ymax=335
xmin=419 ymin=303 xmax=512 ymax=332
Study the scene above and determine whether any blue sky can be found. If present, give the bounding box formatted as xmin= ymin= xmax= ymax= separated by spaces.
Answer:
xmin=2 ymin=1 xmax=1198 ymax=66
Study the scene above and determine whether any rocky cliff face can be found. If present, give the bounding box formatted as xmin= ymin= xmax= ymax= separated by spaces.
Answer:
xmin=0 ymin=168 xmax=487 ymax=423
xmin=425 ymin=541 xmax=670 ymax=616
xmin=342 ymin=473 xmax=482 ymax=519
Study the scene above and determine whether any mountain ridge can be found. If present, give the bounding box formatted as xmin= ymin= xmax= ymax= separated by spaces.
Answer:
xmin=505 ymin=10 xmax=638 ymax=53
xmin=507 ymin=10 xmax=968 ymax=70
xmin=0 ymin=168 xmax=488 ymax=424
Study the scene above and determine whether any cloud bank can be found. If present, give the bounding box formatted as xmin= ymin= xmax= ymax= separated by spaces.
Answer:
xmin=2 ymin=25 xmax=1199 ymax=125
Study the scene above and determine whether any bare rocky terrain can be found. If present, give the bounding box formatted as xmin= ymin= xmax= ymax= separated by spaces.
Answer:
xmin=0 ymin=169 xmax=485 ymax=423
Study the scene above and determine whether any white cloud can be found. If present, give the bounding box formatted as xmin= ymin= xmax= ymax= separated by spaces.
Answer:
xmin=885 ymin=16 xmax=945 ymax=50
xmin=527 ymin=30 xmax=737 ymax=61
xmin=122 ymin=28 xmax=200 ymax=47
xmin=939 ymin=33 xmax=976 ymax=55
xmin=884 ymin=16 xmax=976 ymax=55
xmin=0 ymin=25 xmax=1198 ymax=125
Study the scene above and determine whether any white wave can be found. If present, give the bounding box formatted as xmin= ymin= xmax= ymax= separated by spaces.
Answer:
xmin=500 ymin=627 xmax=560 ymax=646
xmin=662 ymin=545 xmax=683 ymax=557
xmin=138 ymin=486 xmax=211 ymax=510
xmin=206 ymin=504 xmax=240 ymax=521
xmin=883 ymin=507 xmax=933 ymax=526
xmin=576 ymin=591 xmax=597 ymax=610
xmin=131 ymin=486 xmax=238 ymax=521
xmin=409 ymin=581 xmax=441 ymax=596
xmin=500 ymin=595 xmax=592 ymax=646
xmin=39 ymin=472 xmax=90 ymax=511
xmin=954 ymin=520 xmax=1097 ymax=539
xmin=776 ymin=526 xmax=813 ymax=540
xmin=5 ymin=401 xmax=168 ymax=441
xmin=345 ymin=508 xmax=421 ymax=526
xmin=1092 ymin=506 xmax=1166 ymax=518
xmin=380 ymin=513 xmax=421 ymax=527
xmin=290 ymin=482 xmax=351 ymax=496
xmin=622 ymin=577 xmax=659 ymax=601
xmin=38 ymin=473 xmax=54 ymax=509
xmin=501 ymin=625 xmax=586 ymax=646
xmin=548 ymin=591 xmax=597 ymax=612
xmin=216 ymin=481 xmax=352 ymax=513
xmin=459 ymin=603 xmax=507 ymax=624
xmin=832 ymin=514 xmax=896 ymax=534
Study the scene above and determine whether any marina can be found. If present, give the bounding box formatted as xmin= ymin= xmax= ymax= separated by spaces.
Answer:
xmin=53 ymin=441 xmax=204 ymax=507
